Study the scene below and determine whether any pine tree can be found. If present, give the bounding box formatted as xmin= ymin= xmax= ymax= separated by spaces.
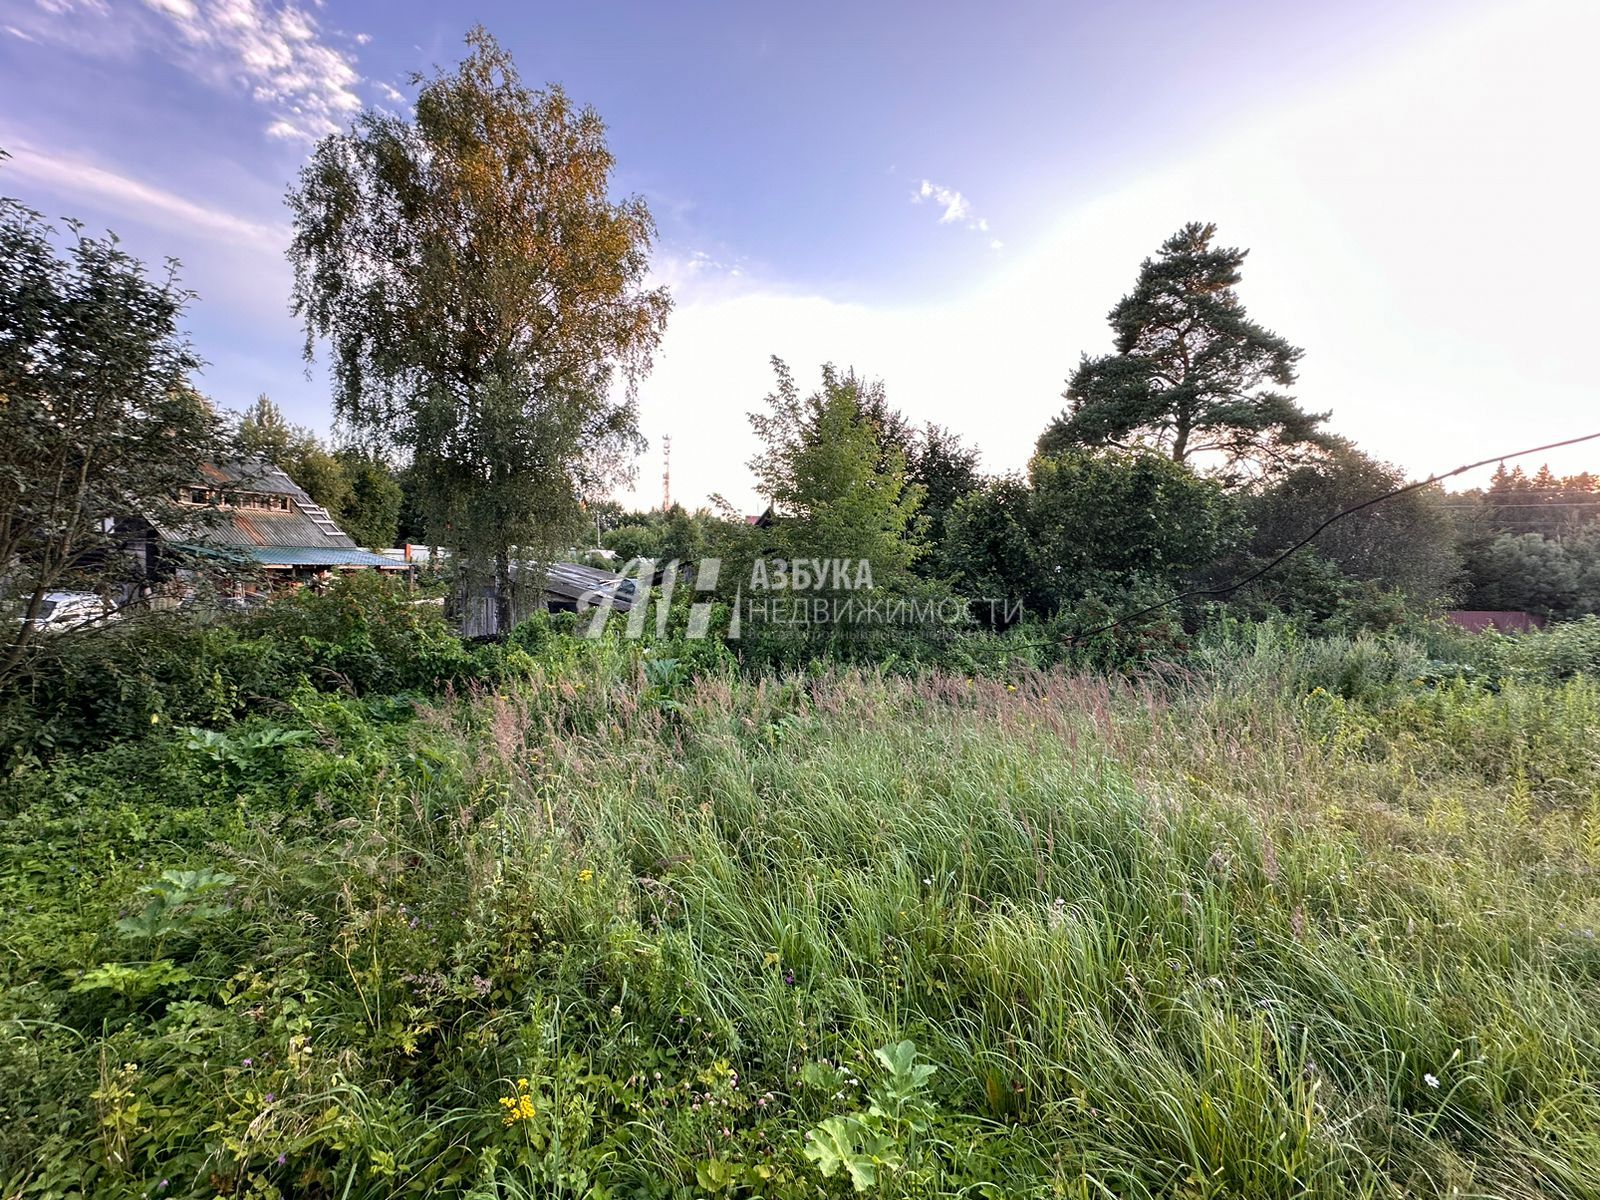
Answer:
xmin=1039 ymin=222 xmax=1327 ymax=481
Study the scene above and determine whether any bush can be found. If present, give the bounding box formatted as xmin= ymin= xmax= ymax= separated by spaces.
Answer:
xmin=0 ymin=575 xmax=504 ymax=763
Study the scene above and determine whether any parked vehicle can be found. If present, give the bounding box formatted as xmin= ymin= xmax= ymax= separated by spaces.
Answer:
xmin=14 ymin=592 xmax=119 ymax=634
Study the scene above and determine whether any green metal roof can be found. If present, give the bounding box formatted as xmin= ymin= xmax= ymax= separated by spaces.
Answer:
xmin=244 ymin=546 xmax=408 ymax=569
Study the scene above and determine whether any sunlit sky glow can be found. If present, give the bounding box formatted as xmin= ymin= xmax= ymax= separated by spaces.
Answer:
xmin=2 ymin=0 xmax=1596 ymax=511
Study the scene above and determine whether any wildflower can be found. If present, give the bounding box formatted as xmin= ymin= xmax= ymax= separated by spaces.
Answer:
xmin=1424 ymin=1073 xmax=1440 ymax=1089
xmin=242 ymin=1058 xmax=254 ymax=1068
xmin=150 ymin=713 xmax=160 ymax=725
xmin=498 ymin=1082 xmax=537 ymax=1125
xmin=577 ymin=868 xmax=594 ymax=884
xmin=264 ymin=1093 xmax=275 ymax=1103
xmin=1007 ymin=684 xmax=1017 ymax=692
xmin=275 ymin=1153 xmax=287 ymax=1166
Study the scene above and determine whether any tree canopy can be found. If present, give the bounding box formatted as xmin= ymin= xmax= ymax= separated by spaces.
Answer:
xmin=1039 ymin=222 xmax=1327 ymax=481
xmin=946 ymin=449 xmax=1241 ymax=624
xmin=287 ymin=28 xmax=670 ymax=627
xmin=0 ymin=189 xmax=222 ymax=680
xmin=748 ymin=359 xmax=924 ymax=597
xmin=1241 ymin=442 xmax=1461 ymax=609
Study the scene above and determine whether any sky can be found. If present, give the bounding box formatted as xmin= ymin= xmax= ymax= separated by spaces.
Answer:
xmin=2 ymin=0 xmax=1597 ymax=513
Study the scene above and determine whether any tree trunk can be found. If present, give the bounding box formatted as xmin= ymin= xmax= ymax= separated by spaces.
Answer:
xmin=494 ymin=547 xmax=512 ymax=637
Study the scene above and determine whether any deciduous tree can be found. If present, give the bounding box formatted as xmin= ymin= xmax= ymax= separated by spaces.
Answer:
xmin=1242 ymin=442 xmax=1461 ymax=609
xmin=748 ymin=359 xmax=924 ymax=600
xmin=0 ymin=186 xmax=222 ymax=680
xmin=944 ymin=450 xmax=1241 ymax=623
xmin=287 ymin=28 xmax=670 ymax=630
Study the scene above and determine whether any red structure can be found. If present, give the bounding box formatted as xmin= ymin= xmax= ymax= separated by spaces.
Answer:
xmin=1445 ymin=610 xmax=1547 ymax=634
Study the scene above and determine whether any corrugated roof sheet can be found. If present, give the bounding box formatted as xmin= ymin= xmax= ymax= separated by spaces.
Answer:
xmin=244 ymin=547 xmax=409 ymax=568
xmin=199 ymin=460 xmax=305 ymax=495
xmin=157 ymin=459 xmax=360 ymax=550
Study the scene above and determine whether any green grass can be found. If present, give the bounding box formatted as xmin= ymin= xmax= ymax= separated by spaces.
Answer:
xmin=3 ymin=633 xmax=1599 ymax=1197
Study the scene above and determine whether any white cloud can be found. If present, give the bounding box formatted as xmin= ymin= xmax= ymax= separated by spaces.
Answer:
xmin=626 ymin=0 xmax=1600 ymax=511
xmin=1 ymin=138 xmax=284 ymax=247
xmin=35 ymin=0 xmax=108 ymax=14
xmin=915 ymin=179 xmax=970 ymax=224
xmin=20 ymin=0 xmax=365 ymax=142
xmin=913 ymin=178 xmax=1000 ymax=249
xmin=376 ymin=81 xmax=405 ymax=104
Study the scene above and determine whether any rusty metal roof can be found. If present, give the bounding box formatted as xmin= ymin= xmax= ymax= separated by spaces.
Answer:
xmin=198 ymin=459 xmax=305 ymax=496
xmin=158 ymin=459 xmax=359 ymax=550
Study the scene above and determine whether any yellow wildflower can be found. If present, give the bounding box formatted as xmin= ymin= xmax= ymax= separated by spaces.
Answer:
xmin=577 ymin=868 xmax=594 ymax=884
xmin=498 ymin=1083 xmax=536 ymax=1125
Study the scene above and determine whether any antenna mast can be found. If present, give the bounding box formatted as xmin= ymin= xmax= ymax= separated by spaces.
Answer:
xmin=662 ymin=434 xmax=671 ymax=511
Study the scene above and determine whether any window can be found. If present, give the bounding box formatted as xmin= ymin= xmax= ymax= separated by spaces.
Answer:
xmin=188 ymin=487 xmax=209 ymax=504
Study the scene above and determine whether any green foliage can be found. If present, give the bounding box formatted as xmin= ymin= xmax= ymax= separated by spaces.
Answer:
xmin=1470 ymin=462 xmax=1600 ymax=538
xmin=1460 ymin=529 xmax=1600 ymax=619
xmin=1241 ymin=442 xmax=1462 ymax=609
xmin=803 ymin=1041 xmax=939 ymax=1193
xmin=232 ymin=396 xmax=404 ymax=548
xmin=0 ymin=574 xmax=492 ymax=762
xmin=599 ymin=503 xmax=727 ymax=566
xmin=334 ymin=448 xmax=404 ymax=549
xmin=1039 ymin=221 xmax=1327 ymax=479
xmin=945 ymin=449 xmax=1242 ymax=624
xmin=4 ymin=625 xmax=1600 ymax=1196
xmin=0 ymin=185 xmax=224 ymax=683
xmin=748 ymin=359 xmax=925 ymax=597
xmin=112 ymin=868 xmax=236 ymax=943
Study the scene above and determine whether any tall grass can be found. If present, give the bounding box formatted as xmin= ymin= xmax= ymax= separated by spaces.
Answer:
xmin=3 ymin=630 xmax=1599 ymax=1197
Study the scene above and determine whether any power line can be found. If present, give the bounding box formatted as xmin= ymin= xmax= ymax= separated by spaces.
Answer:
xmin=1058 ymin=429 xmax=1600 ymax=645
xmin=1441 ymin=501 xmax=1600 ymax=509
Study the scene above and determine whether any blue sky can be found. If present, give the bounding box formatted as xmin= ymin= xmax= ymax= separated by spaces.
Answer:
xmin=2 ymin=0 xmax=1597 ymax=510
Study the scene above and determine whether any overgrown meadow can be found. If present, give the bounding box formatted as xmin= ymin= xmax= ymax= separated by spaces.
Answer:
xmin=3 ymin=593 xmax=1600 ymax=1198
